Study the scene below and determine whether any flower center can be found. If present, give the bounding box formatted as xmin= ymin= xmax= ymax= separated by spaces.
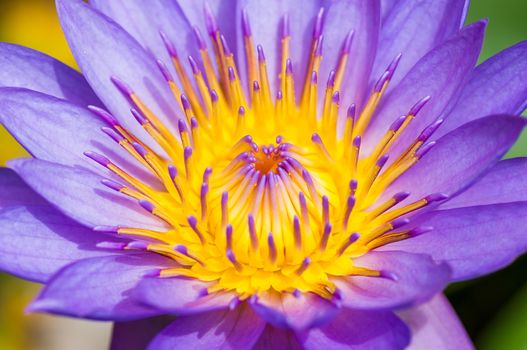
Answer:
xmin=252 ymin=141 xmax=285 ymax=175
xmin=88 ymin=6 xmax=444 ymax=300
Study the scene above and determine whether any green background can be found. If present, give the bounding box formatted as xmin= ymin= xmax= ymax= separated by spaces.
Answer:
xmin=0 ymin=1 xmax=526 ymax=349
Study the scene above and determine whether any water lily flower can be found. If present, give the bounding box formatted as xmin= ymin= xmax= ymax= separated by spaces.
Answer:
xmin=1 ymin=0 xmax=527 ymax=349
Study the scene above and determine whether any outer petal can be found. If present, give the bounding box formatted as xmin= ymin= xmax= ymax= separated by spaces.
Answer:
xmin=133 ymin=276 xmax=236 ymax=315
xmin=399 ymin=294 xmax=474 ymax=350
xmin=385 ymin=202 xmax=527 ymax=281
xmin=0 ymin=88 xmax=154 ymax=182
xmin=442 ymin=158 xmax=527 ymax=209
xmin=0 ymin=167 xmax=46 ymax=209
xmin=0 ymin=205 xmax=123 ymax=283
xmin=110 ymin=316 xmax=173 ymax=350
xmin=56 ymin=0 xmax=179 ymax=152
xmin=9 ymin=158 xmax=168 ymax=230
xmin=0 ymin=43 xmax=100 ymax=106
xmin=251 ymin=291 xmax=339 ymax=331
xmin=334 ymin=251 xmax=451 ymax=310
xmin=364 ymin=20 xmax=485 ymax=154
xmin=372 ymin=0 xmax=468 ymax=87
xmin=147 ymin=305 xmax=266 ymax=350
xmin=297 ymin=309 xmax=410 ymax=350
xmin=380 ymin=115 xmax=525 ymax=204
xmin=252 ymin=325 xmax=303 ymax=350
xmin=28 ymin=254 xmax=171 ymax=321
xmin=437 ymin=41 xmax=527 ymax=138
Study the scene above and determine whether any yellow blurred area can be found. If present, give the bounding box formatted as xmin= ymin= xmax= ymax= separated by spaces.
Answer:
xmin=0 ymin=0 xmax=76 ymax=165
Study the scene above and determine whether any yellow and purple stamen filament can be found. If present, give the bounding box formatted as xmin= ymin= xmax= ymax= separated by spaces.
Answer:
xmin=87 ymin=6 xmax=445 ymax=300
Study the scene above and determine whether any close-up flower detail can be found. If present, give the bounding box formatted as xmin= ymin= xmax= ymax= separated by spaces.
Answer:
xmin=1 ymin=0 xmax=527 ymax=349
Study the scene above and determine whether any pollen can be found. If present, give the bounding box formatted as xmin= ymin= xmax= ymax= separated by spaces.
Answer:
xmin=89 ymin=6 xmax=445 ymax=300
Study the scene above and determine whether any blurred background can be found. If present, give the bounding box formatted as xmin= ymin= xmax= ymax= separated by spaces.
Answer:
xmin=0 ymin=0 xmax=526 ymax=349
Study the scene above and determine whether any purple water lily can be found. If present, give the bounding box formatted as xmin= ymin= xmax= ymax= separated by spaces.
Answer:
xmin=1 ymin=0 xmax=526 ymax=349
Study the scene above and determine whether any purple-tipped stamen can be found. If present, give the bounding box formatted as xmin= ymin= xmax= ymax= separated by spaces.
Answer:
xmin=193 ymin=26 xmax=207 ymax=50
xmin=203 ymin=2 xmax=219 ymax=35
xmin=101 ymin=127 xmax=124 ymax=143
xmin=313 ymin=8 xmax=325 ymax=38
xmin=96 ymin=241 xmax=127 ymax=250
xmin=84 ymin=151 xmax=111 ymax=167
xmin=416 ymin=141 xmax=436 ymax=158
xmin=101 ymin=179 xmax=125 ymax=192
xmin=408 ymin=226 xmax=434 ymax=237
xmin=268 ymin=232 xmax=277 ymax=263
xmin=188 ymin=56 xmax=200 ymax=75
xmin=281 ymin=14 xmax=290 ymax=38
xmin=180 ymin=94 xmax=192 ymax=110
xmin=221 ymin=35 xmax=232 ymax=56
xmin=319 ymin=223 xmax=332 ymax=251
xmin=139 ymin=200 xmax=156 ymax=213
xmin=156 ymin=59 xmax=174 ymax=82
xmin=315 ymin=35 xmax=324 ymax=57
xmin=391 ymin=217 xmax=410 ymax=230
xmin=418 ymin=118 xmax=444 ymax=142
xmin=93 ymin=225 xmax=120 ymax=233
xmin=159 ymin=31 xmax=178 ymax=58
xmin=341 ymin=30 xmax=354 ymax=54
xmin=131 ymin=108 xmax=148 ymax=125
xmin=132 ymin=142 xmax=148 ymax=158
xmin=327 ymin=70 xmax=336 ymax=88
xmin=111 ymin=76 xmax=134 ymax=96
xmin=127 ymin=241 xmax=149 ymax=250
xmin=380 ymin=270 xmax=399 ymax=281
xmin=88 ymin=106 xmax=118 ymax=126
xmin=241 ymin=8 xmax=252 ymax=37
xmin=296 ymin=257 xmax=311 ymax=275
xmin=393 ymin=191 xmax=410 ymax=203
xmin=390 ymin=115 xmax=407 ymax=132
xmin=425 ymin=193 xmax=449 ymax=203
xmin=408 ymin=96 xmax=431 ymax=116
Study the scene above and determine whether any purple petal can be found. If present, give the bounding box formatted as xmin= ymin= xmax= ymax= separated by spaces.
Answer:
xmin=28 ymin=254 xmax=172 ymax=321
xmin=253 ymin=325 xmax=303 ymax=350
xmin=380 ymin=0 xmax=396 ymax=22
xmin=372 ymin=0 xmax=468 ymax=88
xmin=443 ymin=158 xmax=527 ymax=209
xmin=0 ymin=88 xmax=155 ymax=182
xmin=134 ymin=276 xmax=236 ymax=315
xmin=437 ymin=41 xmax=527 ymax=139
xmin=384 ymin=202 xmax=527 ymax=281
xmin=364 ymin=20 xmax=485 ymax=155
xmin=0 ymin=205 xmax=125 ymax=283
xmin=297 ymin=309 xmax=410 ymax=350
xmin=0 ymin=167 xmax=46 ymax=209
xmin=9 ymin=158 xmax=168 ymax=230
xmin=110 ymin=316 xmax=174 ymax=350
xmin=399 ymin=294 xmax=474 ymax=350
xmin=380 ymin=115 xmax=525 ymax=204
xmin=56 ymin=0 xmax=178 ymax=153
xmin=147 ymin=305 xmax=266 ymax=350
xmin=251 ymin=291 xmax=339 ymax=331
xmin=334 ymin=251 xmax=451 ymax=310
xmin=0 ymin=43 xmax=100 ymax=106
